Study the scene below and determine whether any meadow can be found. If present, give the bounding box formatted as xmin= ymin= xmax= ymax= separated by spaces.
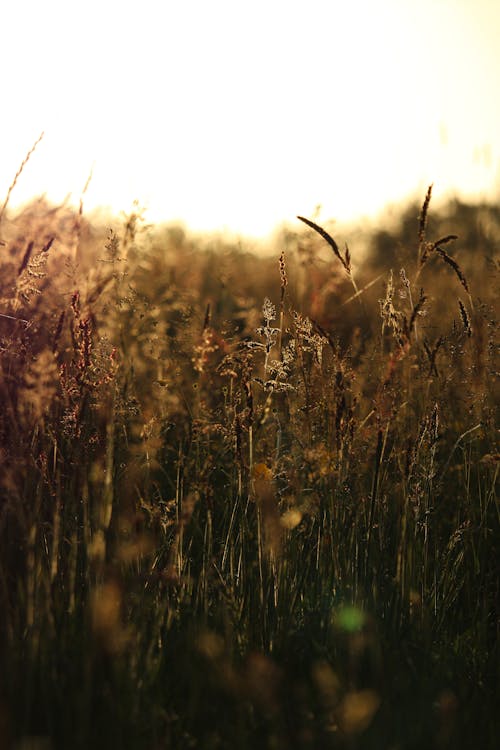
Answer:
xmin=0 ymin=167 xmax=498 ymax=748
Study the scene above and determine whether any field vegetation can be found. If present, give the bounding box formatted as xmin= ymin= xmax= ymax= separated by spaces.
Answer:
xmin=0 ymin=156 xmax=498 ymax=749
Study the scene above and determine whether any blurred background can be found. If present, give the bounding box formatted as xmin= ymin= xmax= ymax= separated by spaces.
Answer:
xmin=1 ymin=0 xmax=499 ymax=238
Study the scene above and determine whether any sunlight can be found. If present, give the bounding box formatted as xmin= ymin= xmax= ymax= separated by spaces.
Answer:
xmin=1 ymin=0 xmax=499 ymax=237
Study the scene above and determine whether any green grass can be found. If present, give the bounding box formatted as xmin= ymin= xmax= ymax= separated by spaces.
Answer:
xmin=0 ymin=186 xmax=498 ymax=749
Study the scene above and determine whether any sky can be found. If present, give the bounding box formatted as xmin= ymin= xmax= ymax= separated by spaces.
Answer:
xmin=1 ymin=0 xmax=499 ymax=238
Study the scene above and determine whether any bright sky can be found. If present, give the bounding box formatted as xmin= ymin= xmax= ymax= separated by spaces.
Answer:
xmin=1 ymin=0 xmax=499 ymax=237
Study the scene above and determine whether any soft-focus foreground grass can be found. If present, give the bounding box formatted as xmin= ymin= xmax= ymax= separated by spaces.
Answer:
xmin=0 ymin=189 xmax=498 ymax=749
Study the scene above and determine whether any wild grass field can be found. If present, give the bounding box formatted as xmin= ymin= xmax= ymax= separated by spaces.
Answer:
xmin=0 ymin=167 xmax=498 ymax=749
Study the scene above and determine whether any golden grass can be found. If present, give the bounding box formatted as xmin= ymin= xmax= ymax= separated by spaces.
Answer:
xmin=0 ymin=158 xmax=498 ymax=749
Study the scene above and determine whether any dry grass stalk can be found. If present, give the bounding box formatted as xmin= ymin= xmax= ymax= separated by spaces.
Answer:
xmin=458 ymin=299 xmax=472 ymax=336
xmin=0 ymin=131 xmax=45 ymax=224
xmin=418 ymin=183 xmax=433 ymax=251
xmin=278 ymin=250 xmax=287 ymax=358
xmin=424 ymin=336 xmax=444 ymax=376
xmin=297 ymin=214 xmax=351 ymax=273
xmin=407 ymin=288 xmax=427 ymax=338
xmin=434 ymin=245 xmax=469 ymax=293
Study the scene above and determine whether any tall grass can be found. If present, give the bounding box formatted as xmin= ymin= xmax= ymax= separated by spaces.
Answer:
xmin=0 ymin=176 xmax=498 ymax=749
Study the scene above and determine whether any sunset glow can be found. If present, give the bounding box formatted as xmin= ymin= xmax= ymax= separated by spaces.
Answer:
xmin=2 ymin=0 xmax=499 ymax=237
